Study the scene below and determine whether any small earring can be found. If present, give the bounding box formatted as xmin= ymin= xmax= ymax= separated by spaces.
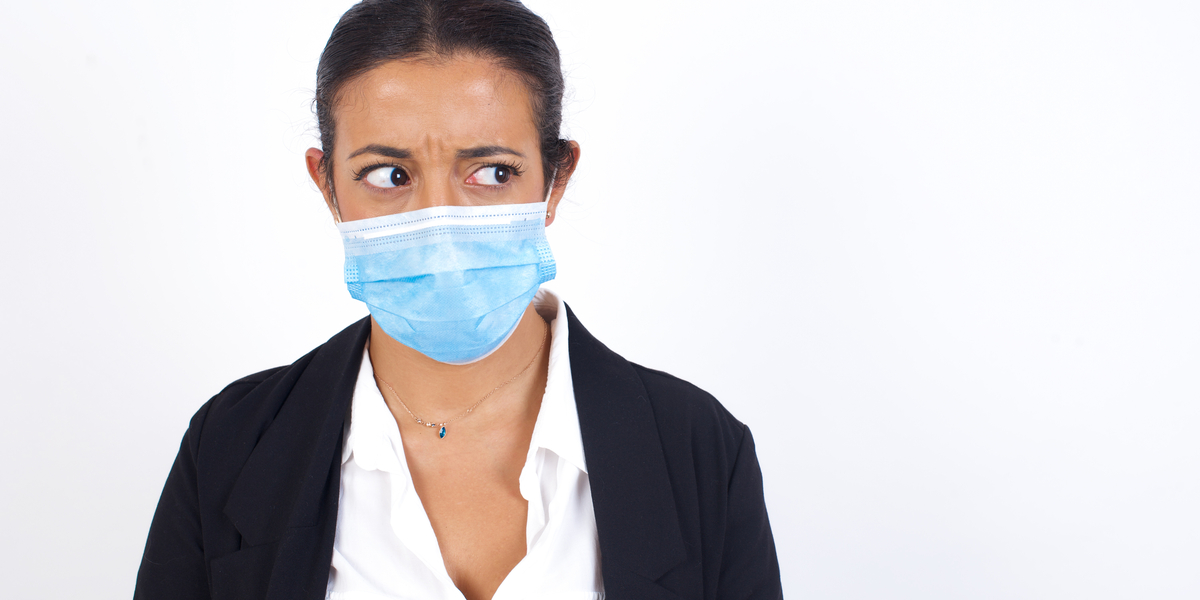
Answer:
xmin=546 ymin=210 xmax=553 ymax=218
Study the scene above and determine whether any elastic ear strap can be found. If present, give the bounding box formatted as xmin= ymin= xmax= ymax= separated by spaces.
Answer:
xmin=330 ymin=189 xmax=343 ymax=224
xmin=544 ymin=168 xmax=558 ymax=204
xmin=539 ymin=166 xmax=557 ymax=280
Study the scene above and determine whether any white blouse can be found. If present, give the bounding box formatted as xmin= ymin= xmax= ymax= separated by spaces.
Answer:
xmin=326 ymin=289 xmax=605 ymax=600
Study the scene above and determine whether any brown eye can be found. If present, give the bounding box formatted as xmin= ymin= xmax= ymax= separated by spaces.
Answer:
xmin=365 ymin=166 xmax=410 ymax=188
xmin=467 ymin=165 xmax=518 ymax=186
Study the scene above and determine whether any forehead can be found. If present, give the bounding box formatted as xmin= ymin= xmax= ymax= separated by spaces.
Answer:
xmin=333 ymin=55 xmax=537 ymax=156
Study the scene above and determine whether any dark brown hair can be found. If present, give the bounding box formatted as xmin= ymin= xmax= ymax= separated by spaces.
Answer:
xmin=314 ymin=0 xmax=574 ymax=194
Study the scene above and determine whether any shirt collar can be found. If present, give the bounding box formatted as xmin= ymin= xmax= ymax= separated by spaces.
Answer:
xmin=529 ymin=287 xmax=588 ymax=475
xmin=341 ymin=343 xmax=406 ymax=472
xmin=341 ymin=287 xmax=587 ymax=475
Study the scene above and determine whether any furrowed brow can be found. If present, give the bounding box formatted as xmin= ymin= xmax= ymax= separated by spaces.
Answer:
xmin=456 ymin=145 xmax=525 ymax=159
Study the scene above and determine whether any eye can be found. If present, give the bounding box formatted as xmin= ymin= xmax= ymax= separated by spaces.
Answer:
xmin=466 ymin=165 xmax=514 ymax=186
xmin=363 ymin=166 xmax=410 ymax=188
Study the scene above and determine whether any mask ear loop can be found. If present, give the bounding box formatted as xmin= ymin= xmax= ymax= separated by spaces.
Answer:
xmin=544 ymin=167 xmax=558 ymax=218
xmin=330 ymin=188 xmax=342 ymax=224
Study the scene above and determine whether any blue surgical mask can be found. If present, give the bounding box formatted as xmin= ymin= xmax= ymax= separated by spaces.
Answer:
xmin=337 ymin=201 xmax=556 ymax=364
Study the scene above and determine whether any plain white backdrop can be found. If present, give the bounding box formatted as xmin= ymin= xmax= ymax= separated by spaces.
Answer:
xmin=1 ymin=0 xmax=1198 ymax=598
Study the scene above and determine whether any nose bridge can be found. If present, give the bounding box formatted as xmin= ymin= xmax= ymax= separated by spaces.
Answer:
xmin=414 ymin=170 xmax=458 ymax=211
xmin=411 ymin=136 xmax=459 ymax=211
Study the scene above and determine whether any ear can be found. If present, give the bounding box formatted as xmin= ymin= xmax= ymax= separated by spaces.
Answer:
xmin=545 ymin=141 xmax=581 ymax=227
xmin=305 ymin=148 xmax=339 ymax=222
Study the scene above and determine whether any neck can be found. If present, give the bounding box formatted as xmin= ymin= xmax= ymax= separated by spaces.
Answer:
xmin=368 ymin=304 xmax=550 ymax=425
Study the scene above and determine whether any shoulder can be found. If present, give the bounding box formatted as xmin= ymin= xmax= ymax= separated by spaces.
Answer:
xmin=184 ymin=317 xmax=370 ymax=460
xmin=629 ymin=362 xmax=749 ymax=465
xmin=173 ymin=366 xmax=288 ymax=455
xmin=192 ymin=358 xmax=313 ymax=448
xmin=206 ymin=365 xmax=290 ymax=416
xmin=562 ymin=303 xmax=749 ymax=463
xmin=631 ymin=362 xmax=746 ymax=436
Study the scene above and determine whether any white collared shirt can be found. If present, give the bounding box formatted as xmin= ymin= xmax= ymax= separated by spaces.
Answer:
xmin=326 ymin=289 xmax=604 ymax=600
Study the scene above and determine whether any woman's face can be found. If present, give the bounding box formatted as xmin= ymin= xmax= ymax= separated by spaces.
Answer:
xmin=305 ymin=54 xmax=575 ymax=223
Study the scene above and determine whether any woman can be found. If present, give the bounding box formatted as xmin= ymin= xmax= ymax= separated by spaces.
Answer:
xmin=135 ymin=1 xmax=782 ymax=599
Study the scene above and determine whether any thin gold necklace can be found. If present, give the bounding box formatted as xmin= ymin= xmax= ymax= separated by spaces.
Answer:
xmin=377 ymin=320 xmax=548 ymax=439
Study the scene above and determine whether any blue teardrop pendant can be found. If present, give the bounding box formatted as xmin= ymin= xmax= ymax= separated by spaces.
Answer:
xmin=438 ymin=425 xmax=446 ymax=439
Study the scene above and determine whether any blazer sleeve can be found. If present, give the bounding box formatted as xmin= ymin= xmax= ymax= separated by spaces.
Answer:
xmin=134 ymin=400 xmax=213 ymax=600
xmin=718 ymin=425 xmax=784 ymax=600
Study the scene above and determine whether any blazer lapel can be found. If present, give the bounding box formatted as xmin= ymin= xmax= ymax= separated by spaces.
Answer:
xmin=220 ymin=317 xmax=369 ymax=600
xmin=567 ymin=305 xmax=687 ymax=597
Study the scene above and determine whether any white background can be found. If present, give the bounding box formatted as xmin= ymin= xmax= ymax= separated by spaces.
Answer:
xmin=1 ymin=0 xmax=1198 ymax=598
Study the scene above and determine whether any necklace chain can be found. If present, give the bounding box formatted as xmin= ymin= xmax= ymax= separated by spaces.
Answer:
xmin=377 ymin=320 xmax=549 ymax=438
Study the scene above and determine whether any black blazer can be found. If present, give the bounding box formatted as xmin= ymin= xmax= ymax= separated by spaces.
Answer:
xmin=135 ymin=306 xmax=782 ymax=599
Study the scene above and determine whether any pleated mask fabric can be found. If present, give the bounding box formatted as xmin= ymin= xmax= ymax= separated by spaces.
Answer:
xmin=338 ymin=201 xmax=556 ymax=364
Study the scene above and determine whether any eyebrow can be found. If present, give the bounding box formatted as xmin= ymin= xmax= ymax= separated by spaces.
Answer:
xmin=456 ymin=145 xmax=525 ymax=159
xmin=346 ymin=144 xmax=526 ymax=161
xmin=347 ymin=144 xmax=412 ymax=160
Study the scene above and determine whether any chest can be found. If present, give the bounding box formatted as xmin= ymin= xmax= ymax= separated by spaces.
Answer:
xmin=405 ymin=436 xmax=531 ymax=600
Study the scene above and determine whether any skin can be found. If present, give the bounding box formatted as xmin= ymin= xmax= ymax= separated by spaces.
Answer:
xmin=305 ymin=55 xmax=581 ymax=600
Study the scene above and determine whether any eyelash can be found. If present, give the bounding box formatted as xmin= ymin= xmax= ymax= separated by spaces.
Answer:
xmin=351 ymin=162 xmax=399 ymax=182
xmin=349 ymin=161 xmax=526 ymax=183
xmin=485 ymin=161 xmax=525 ymax=180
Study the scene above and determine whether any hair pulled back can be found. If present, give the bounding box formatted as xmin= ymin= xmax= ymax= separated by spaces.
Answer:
xmin=315 ymin=0 xmax=573 ymax=194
